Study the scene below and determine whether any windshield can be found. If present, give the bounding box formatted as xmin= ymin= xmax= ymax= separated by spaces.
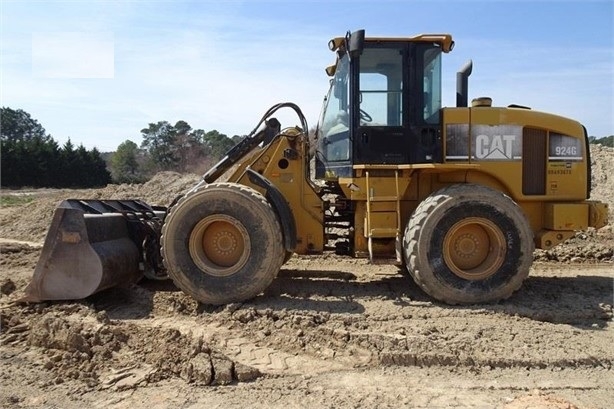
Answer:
xmin=314 ymin=55 xmax=352 ymax=178
xmin=316 ymin=55 xmax=350 ymax=162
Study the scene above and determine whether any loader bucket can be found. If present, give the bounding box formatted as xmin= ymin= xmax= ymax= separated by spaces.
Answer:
xmin=22 ymin=199 xmax=166 ymax=302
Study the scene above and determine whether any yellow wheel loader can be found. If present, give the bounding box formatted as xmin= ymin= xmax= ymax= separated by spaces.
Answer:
xmin=24 ymin=30 xmax=609 ymax=305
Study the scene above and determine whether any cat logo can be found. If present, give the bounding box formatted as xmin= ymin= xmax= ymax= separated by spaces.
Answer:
xmin=475 ymin=134 xmax=517 ymax=159
xmin=445 ymin=124 xmax=522 ymax=161
xmin=471 ymin=125 xmax=522 ymax=161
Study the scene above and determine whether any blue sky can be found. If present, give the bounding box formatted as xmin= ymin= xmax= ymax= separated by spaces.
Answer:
xmin=1 ymin=0 xmax=612 ymax=151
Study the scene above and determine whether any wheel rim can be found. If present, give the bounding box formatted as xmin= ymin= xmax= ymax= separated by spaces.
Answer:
xmin=442 ymin=217 xmax=506 ymax=281
xmin=189 ymin=215 xmax=250 ymax=277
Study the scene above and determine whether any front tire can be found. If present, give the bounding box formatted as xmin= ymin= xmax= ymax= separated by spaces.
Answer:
xmin=403 ymin=184 xmax=534 ymax=304
xmin=161 ymin=183 xmax=284 ymax=305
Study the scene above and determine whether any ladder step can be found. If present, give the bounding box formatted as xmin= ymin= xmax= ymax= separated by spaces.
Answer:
xmin=368 ymin=196 xmax=400 ymax=202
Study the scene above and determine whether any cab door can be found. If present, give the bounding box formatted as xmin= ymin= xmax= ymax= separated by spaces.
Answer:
xmin=353 ymin=45 xmax=409 ymax=164
xmin=352 ymin=42 xmax=444 ymax=165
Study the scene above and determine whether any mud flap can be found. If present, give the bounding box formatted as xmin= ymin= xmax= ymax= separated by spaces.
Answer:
xmin=21 ymin=201 xmax=149 ymax=302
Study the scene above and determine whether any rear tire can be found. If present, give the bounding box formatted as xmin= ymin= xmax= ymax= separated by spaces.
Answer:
xmin=161 ymin=183 xmax=284 ymax=305
xmin=403 ymin=184 xmax=534 ymax=304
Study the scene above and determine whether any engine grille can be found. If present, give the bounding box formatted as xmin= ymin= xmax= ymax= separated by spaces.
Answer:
xmin=522 ymin=127 xmax=547 ymax=195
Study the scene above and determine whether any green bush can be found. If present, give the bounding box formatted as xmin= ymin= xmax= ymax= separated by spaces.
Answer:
xmin=588 ymin=135 xmax=613 ymax=147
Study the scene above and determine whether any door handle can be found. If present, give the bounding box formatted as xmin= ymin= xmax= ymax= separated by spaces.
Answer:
xmin=362 ymin=131 xmax=369 ymax=144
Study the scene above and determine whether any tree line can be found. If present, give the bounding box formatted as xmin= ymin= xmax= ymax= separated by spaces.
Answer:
xmin=588 ymin=135 xmax=613 ymax=147
xmin=1 ymin=107 xmax=242 ymax=188
xmin=1 ymin=108 xmax=110 ymax=188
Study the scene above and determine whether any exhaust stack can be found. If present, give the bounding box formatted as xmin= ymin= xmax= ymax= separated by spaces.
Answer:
xmin=456 ymin=60 xmax=473 ymax=107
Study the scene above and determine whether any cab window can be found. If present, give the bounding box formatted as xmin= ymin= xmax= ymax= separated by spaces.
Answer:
xmin=358 ymin=47 xmax=403 ymax=127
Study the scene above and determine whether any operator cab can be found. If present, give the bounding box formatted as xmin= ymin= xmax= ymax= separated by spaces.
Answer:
xmin=315 ymin=30 xmax=453 ymax=178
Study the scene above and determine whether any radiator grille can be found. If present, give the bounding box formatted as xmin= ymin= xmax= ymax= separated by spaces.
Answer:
xmin=522 ymin=128 xmax=547 ymax=195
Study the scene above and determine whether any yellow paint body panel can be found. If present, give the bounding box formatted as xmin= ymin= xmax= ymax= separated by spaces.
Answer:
xmin=535 ymin=230 xmax=576 ymax=250
xmin=443 ymin=106 xmax=589 ymax=201
xmin=544 ymin=203 xmax=588 ymax=231
xmin=328 ymin=34 xmax=454 ymax=53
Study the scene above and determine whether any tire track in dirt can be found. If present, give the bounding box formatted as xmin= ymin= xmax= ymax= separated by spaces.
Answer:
xmin=122 ymin=316 xmax=357 ymax=376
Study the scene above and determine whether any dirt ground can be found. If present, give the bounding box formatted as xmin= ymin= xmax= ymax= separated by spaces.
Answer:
xmin=1 ymin=145 xmax=613 ymax=409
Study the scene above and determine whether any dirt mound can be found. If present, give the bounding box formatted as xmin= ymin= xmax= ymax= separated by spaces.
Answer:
xmin=589 ymin=144 xmax=614 ymax=209
xmin=94 ymin=171 xmax=201 ymax=207
xmin=0 ymin=172 xmax=200 ymax=243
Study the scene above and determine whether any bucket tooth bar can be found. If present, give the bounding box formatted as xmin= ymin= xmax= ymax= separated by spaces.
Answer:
xmin=60 ymin=199 xmax=166 ymax=216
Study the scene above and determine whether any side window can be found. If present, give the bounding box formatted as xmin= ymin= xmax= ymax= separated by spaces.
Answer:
xmin=359 ymin=48 xmax=403 ymax=127
xmin=422 ymin=48 xmax=442 ymax=124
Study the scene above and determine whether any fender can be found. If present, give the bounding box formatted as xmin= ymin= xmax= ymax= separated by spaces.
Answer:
xmin=246 ymin=168 xmax=297 ymax=252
